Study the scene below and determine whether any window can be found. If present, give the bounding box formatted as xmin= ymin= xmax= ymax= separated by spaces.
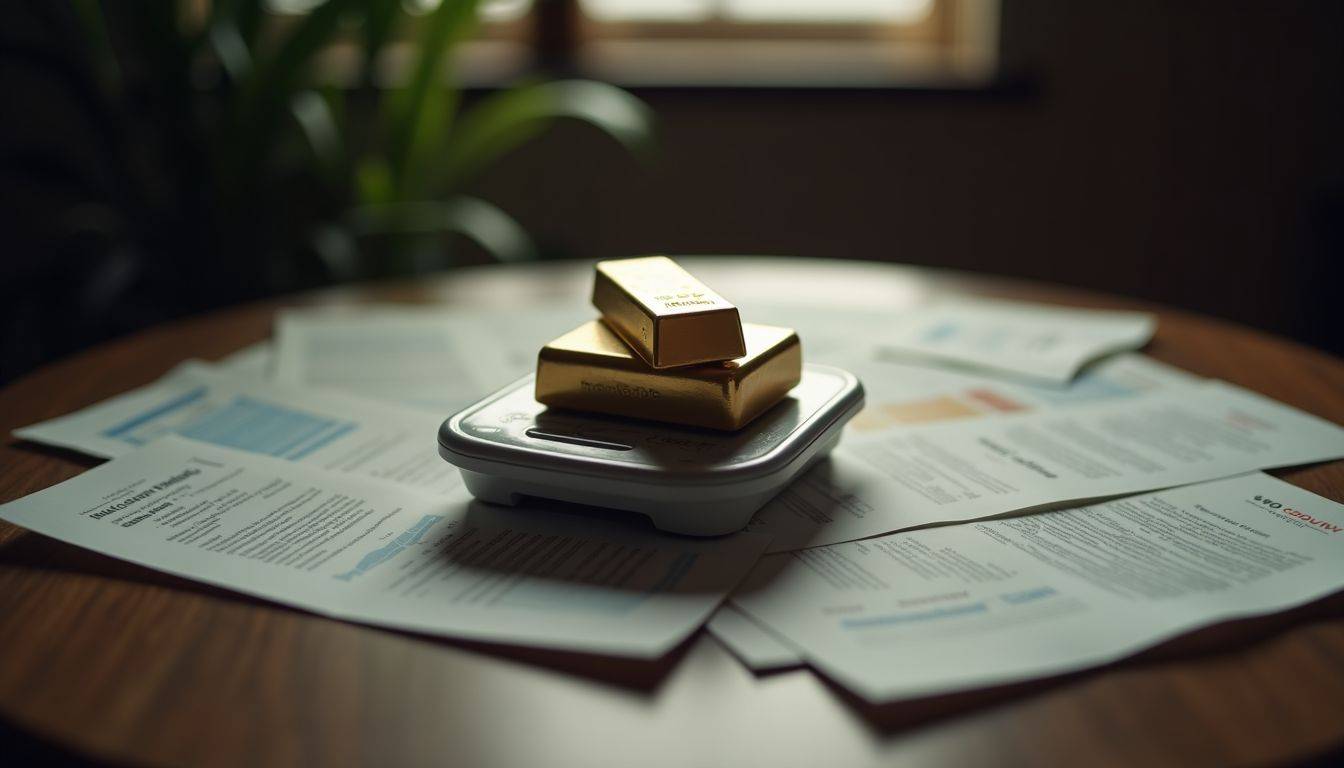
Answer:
xmin=565 ymin=0 xmax=999 ymax=86
xmin=270 ymin=0 xmax=1000 ymax=88
xmin=582 ymin=0 xmax=934 ymax=23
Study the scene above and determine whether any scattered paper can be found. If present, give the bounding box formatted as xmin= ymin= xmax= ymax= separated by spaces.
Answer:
xmin=0 ymin=436 xmax=770 ymax=657
xmin=14 ymin=362 xmax=463 ymax=495
xmin=273 ymin=306 xmax=586 ymax=413
xmin=734 ymin=472 xmax=1344 ymax=702
xmin=749 ymin=380 xmax=1344 ymax=552
xmin=706 ymin=605 xmax=804 ymax=670
xmin=876 ymin=300 xmax=1156 ymax=386
xmin=835 ymin=351 xmax=1199 ymax=435
xmin=268 ymin=302 xmax=905 ymax=414
xmin=739 ymin=303 xmax=913 ymax=360
xmin=216 ymin=341 xmax=273 ymax=380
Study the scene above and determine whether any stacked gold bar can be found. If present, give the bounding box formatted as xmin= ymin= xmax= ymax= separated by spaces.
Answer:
xmin=535 ymin=256 xmax=803 ymax=431
xmin=592 ymin=256 xmax=746 ymax=368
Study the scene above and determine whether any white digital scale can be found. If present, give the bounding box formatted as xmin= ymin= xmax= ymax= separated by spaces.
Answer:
xmin=437 ymin=364 xmax=864 ymax=536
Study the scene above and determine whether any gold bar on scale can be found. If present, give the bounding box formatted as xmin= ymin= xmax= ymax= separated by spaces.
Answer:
xmin=591 ymin=256 xmax=746 ymax=369
xmin=535 ymin=320 xmax=802 ymax=431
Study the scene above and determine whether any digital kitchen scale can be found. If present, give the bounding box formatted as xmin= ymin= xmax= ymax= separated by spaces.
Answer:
xmin=437 ymin=364 xmax=864 ymax=536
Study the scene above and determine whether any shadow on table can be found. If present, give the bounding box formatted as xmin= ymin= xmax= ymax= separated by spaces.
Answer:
xmin=0 ymin=440 xmax=102 ymax=505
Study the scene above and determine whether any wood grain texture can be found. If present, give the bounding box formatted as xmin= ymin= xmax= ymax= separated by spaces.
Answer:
xmin=1 ymin=257 xmax=1342 ymax=767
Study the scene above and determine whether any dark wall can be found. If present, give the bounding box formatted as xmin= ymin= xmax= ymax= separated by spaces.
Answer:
xmin=471 ymin=1 xmax=1344 ymax=353
xmin=2 ymin=1 xmax=1341 ymax=385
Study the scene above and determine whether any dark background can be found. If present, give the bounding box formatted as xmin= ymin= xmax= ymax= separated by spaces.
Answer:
xmin=3 ymin=1 xmax=1342 ymax=385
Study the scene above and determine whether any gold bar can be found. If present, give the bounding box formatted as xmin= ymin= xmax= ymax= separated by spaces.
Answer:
xmin=536 ymin=320 xmax=802 ymax=431
xmin=592 ymin=256 xmax=746 ymax=368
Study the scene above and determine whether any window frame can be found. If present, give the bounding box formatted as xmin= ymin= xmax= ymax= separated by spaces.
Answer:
xmin=269 ymin=0 xmax=1002 ymax=90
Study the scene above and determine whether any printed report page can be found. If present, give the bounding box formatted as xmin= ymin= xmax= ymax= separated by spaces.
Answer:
xmin=14 ymin=361 xmax=463 ymax=495
xmin=750 ymin=380 xmax=1344 ymax=552
xmin=734 ymin=472 xmax=1344 ymax=703
xmin=0 ymin=436 xmax=770 ymax=657
xmin=834 ymin=352 xmax=1200 ymax=432
xmin=707 ymin=353 xmax=1199 ymax=670
xmin=874 ymin=299 xmax=1156 ymax=385
xmin=272 ymin=305 xmax=588 ymax=413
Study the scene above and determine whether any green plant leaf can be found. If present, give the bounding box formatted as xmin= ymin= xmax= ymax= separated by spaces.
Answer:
xmin=360 ymin=0 xmax=405 ymax=84
xmin=356 ymin=157 xmax=396 ymax=206
xmin=309 ymin=223 xmax=362 ymax=280
xmin=382 ymin=0 xmax=482 ymax=197
xmin=348 ymin=196 xmax=537 ymax=263
xmin=236 ymin=0 xmax=357 ymax=149
xmin=242 ymin=0 xmax=352 ymax=107
xmin=431 ymin=79 xmax=655 ymax=194
xmin=207 ymin=21 xmax=253 ymax=83
xmin=290 ymin=89 xmax=343 ymax=181
xmin=209 ymin=0 xmax=266 ymax=50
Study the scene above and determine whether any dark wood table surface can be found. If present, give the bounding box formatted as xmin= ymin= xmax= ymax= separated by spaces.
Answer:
xmin=2 ymin=257 xmax=1343 ymax=767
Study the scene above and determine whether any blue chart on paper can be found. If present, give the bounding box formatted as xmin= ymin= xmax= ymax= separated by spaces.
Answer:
xmin=1000 ymin=586 xmax=1058 ymax=605
xmin=177 ymin=396 xmax=356 ymax=459
xmin=102 ymin=392 xmax=358 ymax=460
xmin=840 ymin=587 xmax=1061 ymax=631
xmin=841 ymin=602 xmax=989 ymax=630
xmin=335 ymin=514 xmax=445 ymax=582
xmin=102 ymin=386 xmax=210 ymax=446
xmin=921 ymin=322 xmax=961 ymax=343
xmin=1022 ymin=369 xmax=1136 ymax=405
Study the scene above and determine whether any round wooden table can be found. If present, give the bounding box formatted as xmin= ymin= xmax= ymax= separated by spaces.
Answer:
xmin=2 ymin=257 xmax=1343 ymax=767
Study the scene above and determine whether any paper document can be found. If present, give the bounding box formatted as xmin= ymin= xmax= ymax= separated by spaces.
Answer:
xmin=0 ymin=437 xmax=770 ymax=656
xmin=877 ymin=300 xmax=1156 ymax=385
xmin=714 ymin=352 xmax=1194 ymax=672
xmin=837 ymin=351 xmax=1198 ymax=435
xmin=706 ymin=605 xmax=803 ymax=670
xmin=734 ymin=472 xmax=1344 ymax=702
xmin=750 ymin=380 xmax=1344 ymax=552
xmin=741 ymin=303 xmax=915 ymax=360
xmin=273 ymin=306 xmax=586 ymax=413
xmin=217 ymin=342 xmax=273 ymax=380
xmin=14 ymin=362 xmax=463 ymax=495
